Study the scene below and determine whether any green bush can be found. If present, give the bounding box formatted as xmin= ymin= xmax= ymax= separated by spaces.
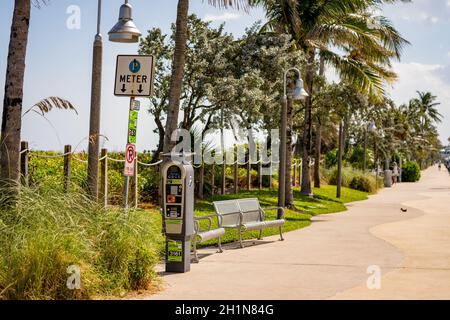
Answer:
xmin=402 ymin=161 xmax=421 ymax=182
xmin=0 ymin=188 xmax=163 ymax=300
xmin=349 ymin=175 xmax=375 ymax=193
xmin=325 ymin=149 xmax=338 ymax=168
xmin=325 ymin=166 xmax=382 ymax=193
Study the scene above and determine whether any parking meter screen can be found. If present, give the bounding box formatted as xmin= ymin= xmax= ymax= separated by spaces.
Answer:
xmin=165 ymin=166 xmax=182 ymax=218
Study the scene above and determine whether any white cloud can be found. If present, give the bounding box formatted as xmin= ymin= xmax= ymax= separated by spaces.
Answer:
xmin=388 ymin=62 xmax=450 ymax=143
xmin=204 ymin=12 xmax=241 ymax=22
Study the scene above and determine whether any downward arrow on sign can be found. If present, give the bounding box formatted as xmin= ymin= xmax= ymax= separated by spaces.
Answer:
xmin=121 ymin=84 xmax=126 ymax=93
xmin=138 ymin=85 xmax=143 ymax=93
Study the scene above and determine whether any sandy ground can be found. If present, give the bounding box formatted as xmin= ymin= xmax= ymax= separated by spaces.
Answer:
xmin=138 ymin=166 xmax=450 ymax=300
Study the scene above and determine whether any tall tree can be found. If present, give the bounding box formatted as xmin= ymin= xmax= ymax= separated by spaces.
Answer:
xmin=163 ymin=0 xmax=250 ymax=154
xmin=0 ymin=0 xmax=31 ymax=201
xmin=253 ymin=0 xmax=408 ymax=196
xmin=163 ymin=0 xmax=189 ymax=154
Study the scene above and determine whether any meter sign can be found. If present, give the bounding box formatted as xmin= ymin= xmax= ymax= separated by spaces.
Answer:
xmin=124 ymin=144 xmax=136 ymax=177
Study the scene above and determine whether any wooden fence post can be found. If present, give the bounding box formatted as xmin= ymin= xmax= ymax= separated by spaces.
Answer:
xmin=298 ymin=159 xmax=302 ymax=187
xmin=221 ymin=152 xmax=226 ymax=195
xmin=258 ymin=153 xmax=263 ymax=190
xmin=293 ymin=159 xmax=297 ymax=187
xmin=198 ymin=164 xmax=204 ymax=199
xmin=246 ymin=151 xmax=251 ymax=191
xmin=100 ymin=148 xmax=108 ymax=208
xmin=211 ymin=163 xmax=215 ymax=195
xmin=158 ymin=152 xmax=163 ymax=201
xmin=63 ymin=145 xmax=72 ymax=193
xmin=20 ymin=141 xmax=29 ymax=187
xmin=233 ymin=145 xmax=239 ymax=194
xmin=269 ymin=159 xmax=273 ymax=189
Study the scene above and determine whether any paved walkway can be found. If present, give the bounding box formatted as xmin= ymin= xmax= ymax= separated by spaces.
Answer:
xmin=144 ymin=167 xmax=450 ymax=300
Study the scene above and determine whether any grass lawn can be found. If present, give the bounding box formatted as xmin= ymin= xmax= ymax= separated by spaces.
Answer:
xmin=191 ymin=185 xmax=368 ymax=247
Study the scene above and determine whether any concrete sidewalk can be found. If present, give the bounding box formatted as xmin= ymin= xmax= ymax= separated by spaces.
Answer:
xmin=143 ymin=166 xmax=450 ymax=300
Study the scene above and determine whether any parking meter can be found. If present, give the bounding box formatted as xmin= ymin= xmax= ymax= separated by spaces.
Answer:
xmin=161 ymin=158 xmax=194 ymax=273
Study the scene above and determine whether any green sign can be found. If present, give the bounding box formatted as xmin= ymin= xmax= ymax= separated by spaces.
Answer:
xmin=166 ymin=179 xmax=182 ymax=185
xmin=166 ymin=219 xmax=182 ymax=225
xmin=167 ymin=240 xmax=183 ymax=262
xmin=128 ymin=110 xmax=139 ymax=144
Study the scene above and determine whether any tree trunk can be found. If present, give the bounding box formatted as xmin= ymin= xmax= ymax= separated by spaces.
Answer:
xmin=337 ymin=120 xmax=344 ymax=198
xmin=285 ymin=96 xmax=294 ymax=207
xmin=0 ymin=0 xmax=31 ymax=203
xmin=313 ymin=119 xmax=322 ymax=188
xmin=300 ymin=50 xmax=315 ymax=196
xmin=313 ymin=54 xmax=325 ymax=189
xmin=163 ymin=0 xmax=189 ymax=154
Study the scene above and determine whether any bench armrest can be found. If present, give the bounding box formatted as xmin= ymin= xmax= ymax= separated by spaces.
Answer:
xmin=216 ymin=211 xmax=243 ymax=227
xmin=194 ymin=215 xmax=216 ymax=234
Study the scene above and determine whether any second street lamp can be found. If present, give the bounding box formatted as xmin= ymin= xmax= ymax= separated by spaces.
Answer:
xmin=87 ymin=0 xmax=142 ymax=201
xmin=278 ymin=68 xmax=308 ymax=218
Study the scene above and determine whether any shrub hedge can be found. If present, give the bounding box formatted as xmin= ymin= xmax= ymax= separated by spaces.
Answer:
xmin=402 ymin=161 xmax=421 ymax=182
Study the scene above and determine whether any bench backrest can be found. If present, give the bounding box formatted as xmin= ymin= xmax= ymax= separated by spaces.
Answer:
xmin=213 ymin=198 xmax=262 ymax=226
xmin=213 ymin=200 xmax=241 ymax=227
xmin=236 ymin=198 xmax=262 ymax=224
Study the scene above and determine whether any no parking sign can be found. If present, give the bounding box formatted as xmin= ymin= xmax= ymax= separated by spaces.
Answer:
xmin=124 ymin=143 xmax=136 ymax=177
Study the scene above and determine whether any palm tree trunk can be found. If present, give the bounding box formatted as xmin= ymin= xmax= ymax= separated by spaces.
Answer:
xmin=0 ymin=0 xmax=31 ymax=201
xmin=313 ymin=119 xmax=322 ymax=188
xmin=313 ymin=55 xmax=325 ymax=188
xmin=300 ymin=50 xmax=315 ymax=196
xmin=285 ymin=96 xmax=294 ymax=207
xmin=163 ymin=0 xmax=189 ymax=154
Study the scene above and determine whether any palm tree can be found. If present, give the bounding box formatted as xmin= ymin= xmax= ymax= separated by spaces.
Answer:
xmin=163 ymin=0 xmax=250 ymax=154
xmin=0 ymin=0 xmax=31 ymax=202
xmin=413 ymin=91 xmax=442 ymax=131
xmin=253 ymin=0 xmax=408 ymax=197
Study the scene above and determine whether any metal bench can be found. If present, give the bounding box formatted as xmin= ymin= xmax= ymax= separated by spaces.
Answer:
xmin=192 ymin=214 xmax=225 ymax=263
xmin=213 ymin=198 xmax=285 ymax=248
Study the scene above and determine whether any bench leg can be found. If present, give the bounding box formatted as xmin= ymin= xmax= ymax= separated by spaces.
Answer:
xmin=238 ymin=228 xmax=244 ymax=248
xmin=258 ymin=229 xmax=263 ymax=240
xmin=279 ymin=226 xmax=284 ymax=241
xmin=218 ymin=237 xmax=223 ymax=253
xmin=193 ymin=237 xmax=199 ymax=263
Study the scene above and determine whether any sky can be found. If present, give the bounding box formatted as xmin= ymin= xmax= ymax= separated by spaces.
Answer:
xmin=0 ymin=0 xmax=449 ymax=153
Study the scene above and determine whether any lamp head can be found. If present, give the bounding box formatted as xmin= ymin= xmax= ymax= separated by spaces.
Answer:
xmin=293 ymin=79 xmax=309 ymax=100
xmin=108 ymin=2 xmax=142 ymax=43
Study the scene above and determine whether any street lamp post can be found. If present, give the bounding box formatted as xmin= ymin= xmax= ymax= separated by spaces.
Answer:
xmin=87 ymin=0 xmax=141 ymax=201
xmin=363 ymin=121 xmax=376 ymax=174
xmin=87 ymin=0 xmax=103 ymax=201
xmin=278 ymin=68 xmax=308 ymax=218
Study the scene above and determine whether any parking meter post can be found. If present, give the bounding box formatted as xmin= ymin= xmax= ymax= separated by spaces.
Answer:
xmin=161 ymin=153 xmax=194 ymax=273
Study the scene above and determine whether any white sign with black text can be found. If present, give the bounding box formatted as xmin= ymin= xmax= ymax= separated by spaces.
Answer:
xmin=114 ymin=55 xmax=154 ymax=97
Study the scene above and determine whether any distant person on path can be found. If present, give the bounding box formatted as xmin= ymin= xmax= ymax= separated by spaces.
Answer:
xmin=438 ymin=161 xmax=442 ymax=171
xmin=392 ymin=162 xmax=399 ymax=185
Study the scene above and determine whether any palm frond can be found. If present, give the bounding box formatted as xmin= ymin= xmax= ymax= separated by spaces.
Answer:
xmin=23 ymin=97 xmax=78 ymax=117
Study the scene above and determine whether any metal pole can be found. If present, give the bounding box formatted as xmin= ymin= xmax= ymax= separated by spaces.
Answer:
xmin=221 ymin=106 xmax=226 ymax=195
xmin=122 ymin=97 xmax=135 ymax=222
xmin=363 ymin=128 xmax=367 ymax=173
xmin=87 ymin=0 xmax=103 ymax=201
xmin=278 ymin=97 xmax=287 ymax=218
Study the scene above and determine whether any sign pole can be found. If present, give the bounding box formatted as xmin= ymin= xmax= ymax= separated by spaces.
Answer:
xmin=122 ymin=96 xmax=138 ymax=222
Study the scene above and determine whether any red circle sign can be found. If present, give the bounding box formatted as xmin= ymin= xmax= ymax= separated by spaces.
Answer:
xmin=126 ymin=144 xmax=135 ymax=164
